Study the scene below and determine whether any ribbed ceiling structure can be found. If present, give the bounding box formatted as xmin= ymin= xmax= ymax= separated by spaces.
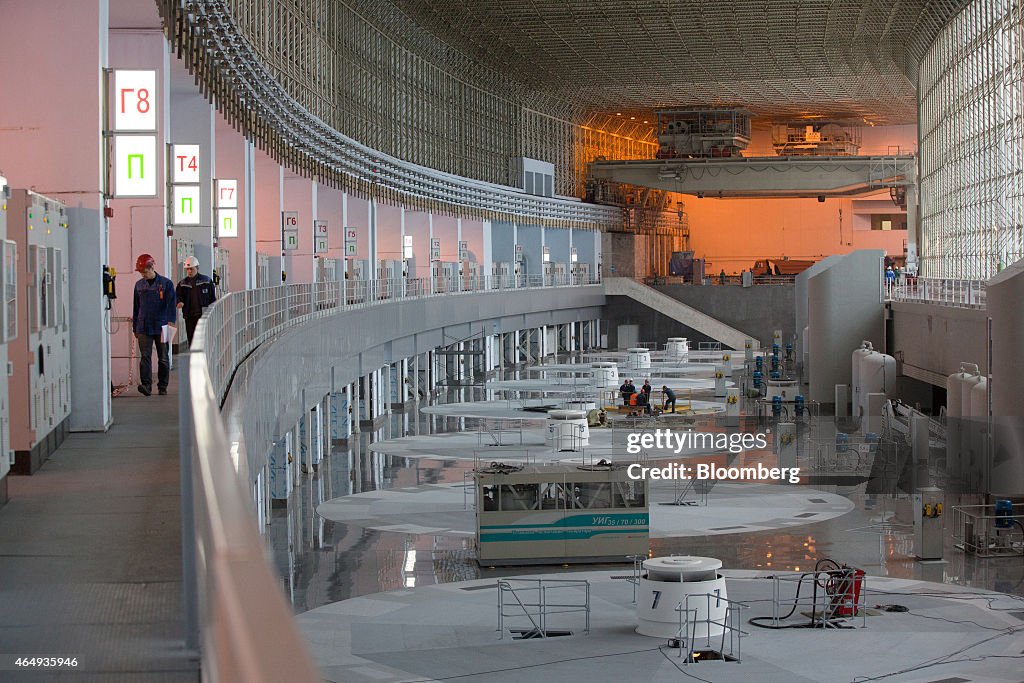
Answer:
xmin=391 ymin=0 xmax=966 ymax=124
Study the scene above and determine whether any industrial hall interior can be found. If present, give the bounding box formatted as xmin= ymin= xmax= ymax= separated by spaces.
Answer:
xmin=3 ymin=0 xmax=1024 ymax=681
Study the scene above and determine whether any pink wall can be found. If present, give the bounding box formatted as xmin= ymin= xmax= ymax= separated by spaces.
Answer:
xmin=461 ymin=219 xmax=484 ymax=267
xmin=685 ymin=192 xmax=908 ymax=274
xmin=377 ymin=203 xmax=402 ymax=262
xmin=283 ymin=173 xmax=313 ymax=283
xmin=404 ymin=210 xmax=430 ymax=278
xmin=432 ymin=216 xmax=459 ymax=261
xmin=346 ymin=195 xmax=369 ymax=260
xmin=254 ymin=148 xmax=281 ymax=272
xmin=316 ymin=184 xmax=345 ymax=261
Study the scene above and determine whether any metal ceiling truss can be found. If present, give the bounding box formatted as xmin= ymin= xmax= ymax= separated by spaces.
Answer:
xmin=156 ymin=0 xmax=622 ymax=229
xmin=154 ymin=0 xmax=970 ymax=237
xmin=391 ymin=0 xmax=965 ymax=124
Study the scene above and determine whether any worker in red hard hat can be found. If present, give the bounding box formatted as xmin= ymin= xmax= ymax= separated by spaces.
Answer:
xmin=175 ymin=255 xmax=217 ymax=348
xmin=132 ymin=254 xmax=176 ymax=396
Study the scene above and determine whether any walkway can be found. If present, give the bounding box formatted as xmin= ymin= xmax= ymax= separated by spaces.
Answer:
xmin=0 ymin=373 xmax=198 ymax=682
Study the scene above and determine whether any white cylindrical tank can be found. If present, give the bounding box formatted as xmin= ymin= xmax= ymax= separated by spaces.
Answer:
xmin=589 ymin=362 xmax=619 ymax=389
xmin=958 ymin=370 xmax=983 ymax=419
xmin=626 ymin=347 xmax=652 ymax=370
xmin=851 ymin=341 xmax=874 ymax=415
xmin=968 ymin=374 xmax=988 ymax=419
xmin=857 ymin=348 xmax=896 ymax=418
xmin=965 ymin=373 xmax=988 ymax=491
xmin=546 ymin=410 xmax=589 ymax=451
xmin=946 ymin=362 xmax=977 ymax=476
xmin=636 ymin=556 xmax=728 ymax=639
xmin=665 ymin=337 xmax=689 ymax=360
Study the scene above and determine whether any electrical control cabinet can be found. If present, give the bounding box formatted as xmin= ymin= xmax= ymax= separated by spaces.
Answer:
xmin=378 ymin=259 xmax=405 ymax=298
xmin=349 ymin=259 xmax=369 ymax=282
xmin=315 ymin=257 xmax=340 ymax=283
xmin=7 ymin=190 xmax=70 ymax=474
xmin=256 ymin=252 xmax=271 ymax=287
xmin=552 ymin=262 xmax=567 ymax=286
xmin=0 ymin=178 xmax=13 ymax=501
xmin=170 ymin=238 xmax=194 ymax=285
xmin=213 ymin=246 xmax=230 ymax=297
xmin=572 ymin=262 xmax=591 ymax=285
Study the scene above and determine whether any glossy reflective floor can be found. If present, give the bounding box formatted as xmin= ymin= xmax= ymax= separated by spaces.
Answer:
xmin=267 ymin=382 xmax=1024 ymax=617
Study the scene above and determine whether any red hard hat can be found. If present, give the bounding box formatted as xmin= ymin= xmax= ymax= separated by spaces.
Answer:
xmin=135 ymin=253 xmax=156 ymax=273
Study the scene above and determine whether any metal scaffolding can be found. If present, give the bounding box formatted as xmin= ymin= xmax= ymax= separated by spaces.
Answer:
xmin=920 ymin=0 xmax=1024 ymax=278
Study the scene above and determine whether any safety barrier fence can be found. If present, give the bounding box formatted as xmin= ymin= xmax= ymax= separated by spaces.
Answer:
xmin=885 ymin=277 xmax=987 ymax=309
xmin=477 ymin=419 xmax=525 ymax=447
xmin=676 ymin=593 xmax=749 ymax=663
xmin=184 ymin=274 xmax=601 ymax=680
xmin=497 ymin=578 xmax=591 ymax=639
xmin=951 ymin=503 xmax=1024 ymax=557
xmin=767 ymin=569 xmax=868 ymax=630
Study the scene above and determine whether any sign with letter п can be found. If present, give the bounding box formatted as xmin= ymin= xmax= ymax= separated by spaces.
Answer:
xmin=215 ymin=179 xmax=238 ymax=238
xmin=282 ymin=211 xmax=299 ymax=251
xmin=112 ymin=70 xmax=157 ymax=197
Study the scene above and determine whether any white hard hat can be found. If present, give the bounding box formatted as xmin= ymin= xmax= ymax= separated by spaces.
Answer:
xmin=184 ymin=256 xmax=200 ymax=269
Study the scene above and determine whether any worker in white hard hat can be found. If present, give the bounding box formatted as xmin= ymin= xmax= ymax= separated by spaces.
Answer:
xmin=175 ymin=256 xmax=217 ymax=347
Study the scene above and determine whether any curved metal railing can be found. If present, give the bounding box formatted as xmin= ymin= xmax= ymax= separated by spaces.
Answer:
xmin=182 ymin=273 xmax=601 ymax=680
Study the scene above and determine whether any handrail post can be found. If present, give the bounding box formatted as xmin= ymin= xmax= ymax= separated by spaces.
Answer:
xmin=178 ymin=349 xmax=200 ymax=656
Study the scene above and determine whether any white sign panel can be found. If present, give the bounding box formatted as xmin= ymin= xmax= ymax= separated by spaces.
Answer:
xmin=570 ymin=246 xmax=578 ymax=263
xmin=430 ymin=237 xmax=441 ymax=262
xmin=172 ymin=185 xmax=201 ymax=225
xmin=171 ymin=144 xmax=201 ymax=184
xmin=403 ymin=235 xmax=413 ymax=259
xmin=113 ymin=70 xmax=157 ymax=132
xmin=113 ymin=135 xmax=157 ymax=197
xmin=515 ymin=244 xmax=523 ymax=262
xmin=543 ymin=246 xmax=551 ymax=263
xmin=215 ymin=179 xmax=238 ymax=208
xmin=458 ymin=240 xmax=468 ymax=261
xmin=314 ymin=220 xmax=329 ymax=254
xmin=217 ymin=208 xmax=238 ymax=238
xmin=282 ymin=211 xmax=299 ymax=251
xmin=344 ymin=226 xmax=357 ymax=257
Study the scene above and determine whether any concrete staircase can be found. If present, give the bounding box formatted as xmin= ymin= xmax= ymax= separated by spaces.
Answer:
xmin=603 ymin=277 xmax=758 ymax=350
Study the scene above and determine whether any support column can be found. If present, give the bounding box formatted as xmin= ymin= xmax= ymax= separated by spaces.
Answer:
xmin=483 ymin=219 xmax=493 ymax=286
xmin=244 ymin=140 xmax=256 ymax=288
xmin=369 ymin=199 xmax=378 ymax=285
xmin=269 ymin=437 xmax=290 ymax=504
xmin=299 ymin=411 xmax=309 ymax=473
xmin=411 ymin=355 xmax=419 ymax=400
xmin=311 ymin=402 xmax=323 ymax=468
xmin=291 ymin=422 xmax=301 ymax=487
